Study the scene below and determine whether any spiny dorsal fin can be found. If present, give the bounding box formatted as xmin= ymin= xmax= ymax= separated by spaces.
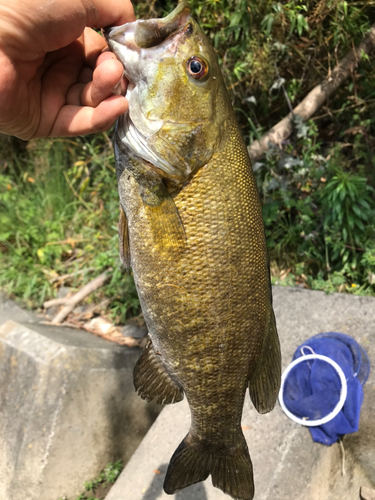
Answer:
xmin=119 ymin=205 xmax=130 ymax=270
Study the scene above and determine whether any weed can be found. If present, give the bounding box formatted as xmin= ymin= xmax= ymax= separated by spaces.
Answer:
xmin=57 ymin=461 xmax=123 ymax=500
xmin=255 ymin=120 xmax=375 ymax=294
xmin=0 ymin=135 xmax=140 ymax=321
xmin=84 ymin=461 xmax=123 ymax=493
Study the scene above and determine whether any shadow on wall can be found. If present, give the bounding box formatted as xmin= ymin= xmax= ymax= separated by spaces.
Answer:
xmin=142 ymin=463 xmax=208 ymax=500
xmin=105 ymin=348 xmax=162 ymax=465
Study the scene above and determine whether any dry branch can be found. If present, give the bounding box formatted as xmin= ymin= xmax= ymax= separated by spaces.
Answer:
xmin=249 ymin=23 xmax=375 ymax=161
xmin=43 ymin=297 xmax=69 ymax=309
xmin=51 ymin=269 xmax=111 ymax=324
xmin=49 ymin=267 xmax=95 ymax=284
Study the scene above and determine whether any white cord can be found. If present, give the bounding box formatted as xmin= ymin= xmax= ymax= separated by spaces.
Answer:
xmin=279 ymin=353 xmax=348 ymax=427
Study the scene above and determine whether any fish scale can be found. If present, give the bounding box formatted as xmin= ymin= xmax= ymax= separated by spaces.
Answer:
xmin=105 ymin=2 xmax=281 ymax=499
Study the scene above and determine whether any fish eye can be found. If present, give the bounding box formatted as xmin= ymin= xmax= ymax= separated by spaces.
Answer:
xmin=186 ymin=56 xmax=209 ymax=80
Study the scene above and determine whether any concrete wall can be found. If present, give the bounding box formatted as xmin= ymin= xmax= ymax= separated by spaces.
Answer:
xmin=0 ymin=306 xmax=160 ymax=500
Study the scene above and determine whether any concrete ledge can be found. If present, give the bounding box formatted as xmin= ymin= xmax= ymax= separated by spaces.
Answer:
xmin=0 ymin=293 xmax=36 ymax=324
xmin=105 ymin=287 xmax=375 ymax=500
xmin=0 ymin=320 xmax=160 ymax=500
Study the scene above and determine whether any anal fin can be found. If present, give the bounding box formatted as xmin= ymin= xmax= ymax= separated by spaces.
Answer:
xmin=134 ymin=338 xmax=184 ymax=405
xmin=118 ymin=205 xmax=130 ymax=269
xmin=248 ymin=310 xmax=281 ymax=414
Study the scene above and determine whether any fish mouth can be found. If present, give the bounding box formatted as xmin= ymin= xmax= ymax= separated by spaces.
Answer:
xmin=102 ymin=0 xmax=191 ymax=52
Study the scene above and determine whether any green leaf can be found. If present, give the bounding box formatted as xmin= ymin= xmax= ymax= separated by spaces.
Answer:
xmin=352 ymin=204 xmax=363 ymax=219
xmin=261 ymin=14 xmax=274 ymax=34
xmin=342 ymin=251 xmax=350 ymax=264
xmin=347 ymin=213 xmax=355 ymax=229
xmin=340 ymin=1 xmax=348 ymax=16
xmin=296 ymin=14 xmax=308 ymax=36
xmin=354 ymin=218 xmax=365 ymax=231
xmin=359 ymin=199 xmax=370 ymax=210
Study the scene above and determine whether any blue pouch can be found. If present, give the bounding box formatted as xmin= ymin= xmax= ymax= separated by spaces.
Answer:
xmin=281 ymin=332 xmax=370 ymax=445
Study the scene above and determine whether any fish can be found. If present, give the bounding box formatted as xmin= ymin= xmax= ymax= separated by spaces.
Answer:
xmin=103 ymin=2 xmax=281 ymax=499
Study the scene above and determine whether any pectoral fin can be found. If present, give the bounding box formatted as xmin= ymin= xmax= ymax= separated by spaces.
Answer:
xmin=248 ymin=310 xmax=281 ymax=414
xmin=141 ymin=183 xmax=186 ymax=260
xmin=119 ymin=205 xmax=131 ymax=270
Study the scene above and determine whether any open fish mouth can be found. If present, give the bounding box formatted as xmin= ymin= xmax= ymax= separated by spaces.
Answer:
xmin=103 ymin=0 xmax=190 ymax=51
xmin=102 ymin=0 xmax=191 ymax=76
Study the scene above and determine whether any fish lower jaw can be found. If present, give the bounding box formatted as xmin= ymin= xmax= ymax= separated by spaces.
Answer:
xmin=104 ymin=22 xmax=138 ymax=53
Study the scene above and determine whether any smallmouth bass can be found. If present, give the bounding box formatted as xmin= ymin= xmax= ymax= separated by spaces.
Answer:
xmin=104 ymin=2 xmax=281 ymax=499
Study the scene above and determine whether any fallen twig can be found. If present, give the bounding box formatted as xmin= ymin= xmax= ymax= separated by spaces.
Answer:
xmin=72 ymin=318 xmax=143 ymax=346
xmin=249 ymin=23 xmax=375 ymax=161
xmin=40 ymin=318 xmax=145 ymax=347
xmin=44 ymin=297 xmax=69 ymax=309
xmin=73 ymin=298 xmax=111 ymax=320
xmin=48 ymin=267 xmax=96 ymax=285
xmin=51 ymin=269 xmax=111 ymax=324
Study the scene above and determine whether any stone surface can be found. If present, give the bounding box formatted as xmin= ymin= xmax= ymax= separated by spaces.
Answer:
xmin=0 ymin=318 xmax=161 ymax=500
xmin=105 ymin=286 xmax=375 ymax=500
xmin=120 ymin=323 xmax=148 ymax=339
xmin=0 ymin=293 xmax=36 ymax=324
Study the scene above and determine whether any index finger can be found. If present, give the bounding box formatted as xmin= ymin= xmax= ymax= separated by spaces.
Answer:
xmin=0 ymin=0 xmax=135 ymax=60
xmin=85 ymin=0 xmax=136 ymax=28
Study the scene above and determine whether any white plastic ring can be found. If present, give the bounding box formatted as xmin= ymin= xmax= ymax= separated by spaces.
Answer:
xmin=279 ymin=354 xmax=348 ymax=427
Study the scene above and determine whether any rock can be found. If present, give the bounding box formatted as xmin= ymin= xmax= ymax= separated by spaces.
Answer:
xmin=72 ymin=305 xmax=86 ymax=314
xmin=0 ymin=319 xmax=161 ymax=500
xmin=44 ymin=306 xmax=58 ymax=319
xmin=0 ymin=293 xmax=36 ymax=324
xmin=120 ymin=323 xmax=148 ymax=339
xmin=57 ymin=286 xmax=72 ymax=299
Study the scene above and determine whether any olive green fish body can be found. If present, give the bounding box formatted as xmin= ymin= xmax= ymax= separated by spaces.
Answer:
xmin=117 ymin=105 xmax=278 ymax=500
xmin=105 ymin=3 xmax=281 ymax=499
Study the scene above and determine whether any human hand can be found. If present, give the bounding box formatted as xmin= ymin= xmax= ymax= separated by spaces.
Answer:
xmin=0 ymin=0 xmax=135 ymax=139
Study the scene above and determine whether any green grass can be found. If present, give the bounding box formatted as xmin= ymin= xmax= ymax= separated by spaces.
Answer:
xmin=1 ymin=125 xmax=374 ymax=310
xmin=0 ymin=134 xmax=140 ymax=323
xmin=57 ymin=461 xmax=123 ymax=500
xmin=255 ymin=121 xmax=375 ymax=295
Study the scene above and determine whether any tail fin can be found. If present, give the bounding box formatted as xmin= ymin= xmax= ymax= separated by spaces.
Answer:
xmin=164 ymin=432 xmax=254 ymax=500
